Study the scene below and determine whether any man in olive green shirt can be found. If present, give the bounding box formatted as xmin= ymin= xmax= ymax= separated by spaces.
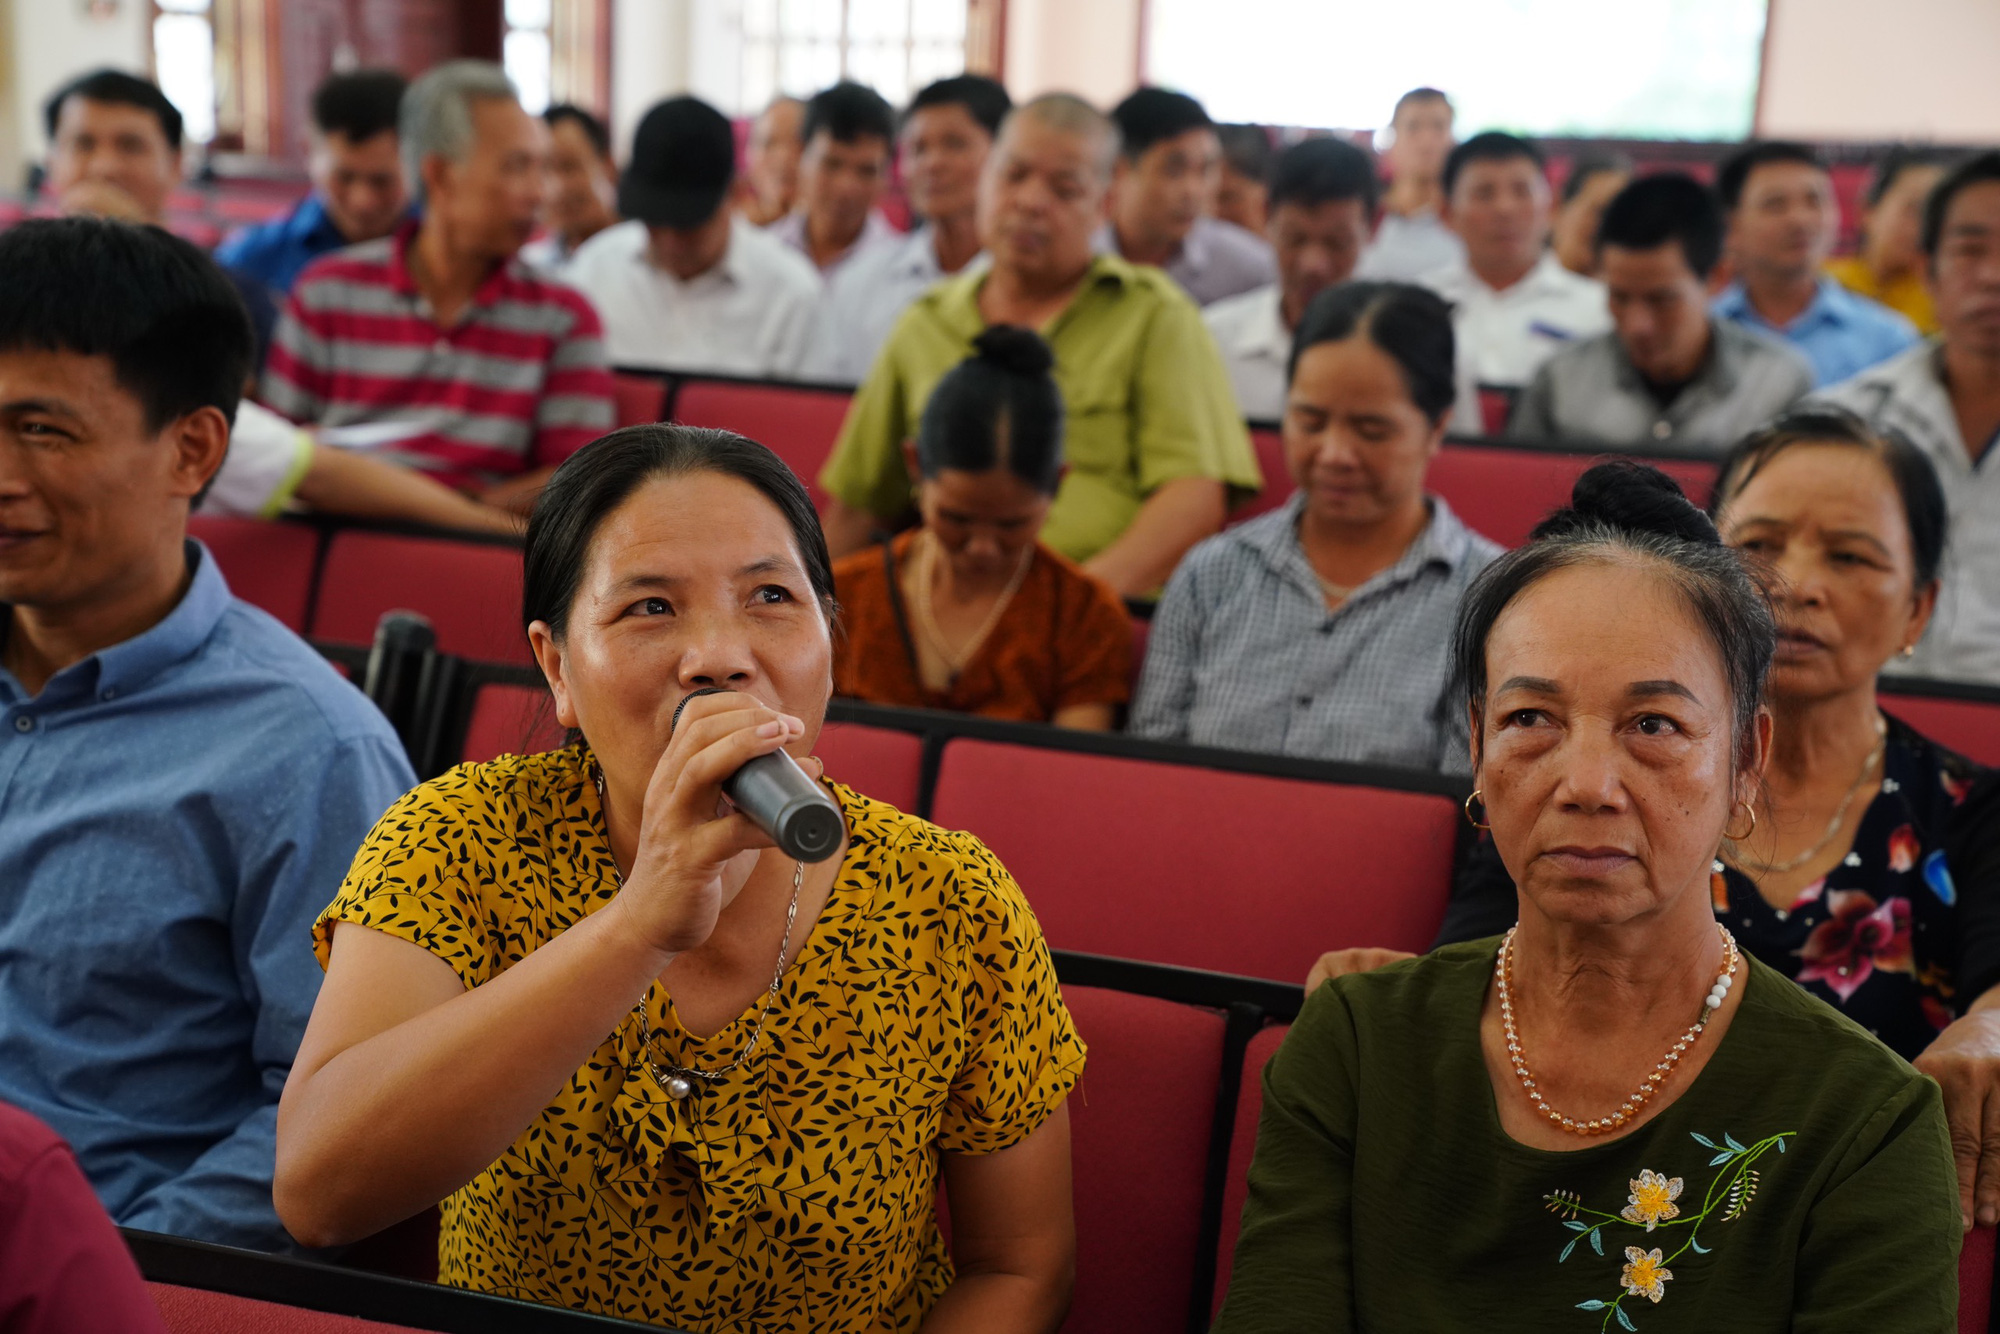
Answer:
xmin=818 ymin=93 xmax=1260 ymax=598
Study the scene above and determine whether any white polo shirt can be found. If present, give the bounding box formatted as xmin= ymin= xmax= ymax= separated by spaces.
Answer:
xmin=566 ymin=217 xmax=822 ymax=378
xmin=1815 ymin=341 xmax=2000 ymax=685
xmin=1420 ymin=251 xmax=1610 ymax=436
xmin=1356 ymin=206 xmax=1464 ymax=283
xmin=801 ymin=226 xmax=986 ymax=384
xmin=1202 ymin=283 xmax=1290 ymax=422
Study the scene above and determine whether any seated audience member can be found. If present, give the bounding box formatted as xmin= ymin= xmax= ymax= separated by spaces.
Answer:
xmin=1816 ymin=151 xmax=2000 ymax=684
xmin=1132 ymin=282 xmax=1500 ymax=773
xmin=1355 ymin=88 xmax=1464 ymax=282
xmin=1549 ymin=150 xmax=1630 ymax=277
xmin=818 ymin=94 xmax=1259 ymax=597
xmin=804 ymin=75 xmax=1011 ymax=383
xmin=1213 ymin=123 xmax=1275 ymax=235
xmin=770 ymin=81 xmax=898 ymax=274
xmin=566 ymin=97 xmax=819 ymax=378
xmin=215 ymin=70 xmax=409 ymax=295
xmin=520 ymin=103 xmax=619 ymax=273
xmin=1099 ymin=87 xmax=1275 ymax=307
xmin=0 ymin=1102 xmax=168 ymax=1333
xmin=1420 ymin=131 xmax=1610 ymax=436
xmin=1217 ymin=463 xmax=1960 ymax=1330
xmin=263 ymin=61 xmax=615 ymax=516
xmin=0 ymin=218 xmax=414 ymax=1251
xmin=1511 ymin=173 xmax=1812 ymax=452
xmin=277 ymin=425 xmax=1083 ymax=1330
xmin=1714 ymin=142 xmax=1919 ymax=387
xmin=833 ymin=327 xmax=1130 ymax=726
xmin=1205 ymin=137 xmax=1380 ymax=420
xmin=734 ymin=95 xmax=804 ymax=227
xmin=1827 ymin=149 xmax=1950 ymax=335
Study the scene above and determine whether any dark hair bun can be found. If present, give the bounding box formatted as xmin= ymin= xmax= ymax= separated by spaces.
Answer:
xmin=1531 ymin=460 xmax=1719 ymax=546
xmin=971 ymin=324 xmax=1055 ymax=378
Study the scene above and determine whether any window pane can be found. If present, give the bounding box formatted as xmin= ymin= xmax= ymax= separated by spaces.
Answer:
xmin=505 ymin=0 xmax=553 ymax=31
xmin=504 ymin=29 xmax=552 ymax=114
xmin=846 ymin=40 xmax=906 ymax=102
xmin=780 ymin=0 xmax=845 ymax=41
xmin=848 ymin=0 xmax=904 ymax=41
xmin=156 ymin=0 xmax=212 ymax=13
xmin=742 ymin=0 xmax=781 ymax=39
xmin=909 ymin=0 xmax=965 ymax=42
xmin=153 ymin=14 xmax=216 ymax=143
xmin=780 ymin=39 xmax=842 ymax=94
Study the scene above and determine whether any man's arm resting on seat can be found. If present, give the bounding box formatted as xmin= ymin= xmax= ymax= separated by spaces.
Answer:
xmin=1081 ymin=476 xmax=1225 ymax=598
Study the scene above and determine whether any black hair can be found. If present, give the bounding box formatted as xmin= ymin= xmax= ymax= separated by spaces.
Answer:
xmin=803 ymin=81 xmax=895 ymax=149
xmin=914 ymin=327 xmax=1065 ymax=495
xmin=1595 ymin=172 xmax=1725 ymax=279
xmin=1866 ymin=147 xmax=1950 ymax=208
xmin=1713 ymin=406 xmax=1948 ymax=590
xmin=1110 ymin=87 xmax=1214 ymax=162
xmin=1268 ymin=136 xmax=1379 ymax=217
xmin=44 ymin=69 xmax=182 ymax=152
xmin=1442 ymin=131 xmax=1543 ymax=198
xmin=1922 ymin=150 xmax=2000 ymax=258
xmin=311 ymin=69 xmax=407 ymax=142
xmin=523 ymin=424 xmax=836 ymax=643
xmin=1288 ymin=281 xmax=1456 ymax=423
xmin=904 ymin=75 xmax=1011 ymax=140
xmin=1391 ymin=87 xmax=1451 ymax=123
xmin=1217 ymin=124 xmax=1273 ymax=182
xmin=1715 ymin=141 xmax=1824 ymax=212
xmin=544 ymin=102 xmax=612 ymax=160
xmin=1560 ymin=150 xmax=1631 ymax=204
xmin=0 ymin=218 xmax=251 ymax=432
xmin=1453 ymin=462 xmax=1776 ymax=769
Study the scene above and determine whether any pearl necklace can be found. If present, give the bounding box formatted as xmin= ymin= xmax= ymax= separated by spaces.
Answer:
xmin=1496 ymin=923 xmax=1739 ymax=1136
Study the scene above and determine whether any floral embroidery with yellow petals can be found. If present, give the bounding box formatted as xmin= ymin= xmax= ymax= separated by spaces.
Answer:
xmin=1620 ymin=1169 xmax=1684 ymax=1231
xmin=1621 ymin=1247 xmax=1672 ymax=1303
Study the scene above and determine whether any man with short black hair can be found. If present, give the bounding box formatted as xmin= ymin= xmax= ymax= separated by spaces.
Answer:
xmin=1203 ymin=137 xmax=1379 ymax=419
xmin=1511 ymin=173 xmax=1811 ymax=451
xmin=1420 ymin=130 xmax=1609 ymax=434
xmin=804 ymin=75 xmax=1011 ymax=382
xmin=1357 ymin=87 xmax=1464 ymax=281
xmin=1714 ymin=141 xmax=1918 ymax=386
xmin=40 ymin=68 xmax=184 ymax=226
xmin=0 ymin=217 xmax=413 ymax=1251
xmin=521 ymin=103 xmax=618 ymax=272
xmin=566 ymin=96 xmax=820 ymax=377
xmin=1213 ymin=123 xmax=1274 ymax=234
xmin=771 ymin=81 xmax=898 ymax=274
xmin=215 ymin=70 xmax=410 ymax=294
xmin=1099 ymin=87 xmax=1274 ymax=306
xmin=1816 ymin=151 xmax=2000 ymax=683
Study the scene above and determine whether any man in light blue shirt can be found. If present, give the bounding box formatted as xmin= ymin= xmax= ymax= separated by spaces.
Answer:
xmin=1712 ymin=141 xmax=1918 ymax=386
xmin=0 ymin=218 xmax=413 ymax=1251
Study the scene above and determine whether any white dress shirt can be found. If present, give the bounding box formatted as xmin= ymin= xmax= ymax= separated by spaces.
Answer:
xmin=565 ymin=217 xmax=823 ymax=378
xmin=1202 ymin=283 xmax=1290 ymax=422
xmin=767 ymin=208 xmax=901 ymax=276
xmin=801 ymin=226 xmax=986 ymax=384
xmin=1419 ymin=251 xmax=1610 ymax=435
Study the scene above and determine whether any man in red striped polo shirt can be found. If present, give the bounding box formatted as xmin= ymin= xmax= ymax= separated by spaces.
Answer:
xmin=264 ymin=61 xmax=615 ymax=515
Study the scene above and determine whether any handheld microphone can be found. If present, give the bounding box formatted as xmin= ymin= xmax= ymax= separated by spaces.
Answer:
xmin=670 ymin=687 xmax=844 ymax=863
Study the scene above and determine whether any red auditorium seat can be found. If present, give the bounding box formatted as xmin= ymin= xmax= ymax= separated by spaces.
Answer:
xmin=1060 ymin=984 xmax=1228 ymax=1334
xmin=459 ymin=681 xmax=565 ymax=765
xmin=149 ymin=1284 xmax=434 ymax=1333
xmin=928 ymin=739 xmax=1458 ymax=982
xmin=613 ymin=372 xmax=669 ymax=428
xmin=188 ymin=516 xmax=321 ymax=632
xmin=814 ymin=719 xmax=924 ymax=813
xmin=1963 ymin=1223 xmax=1995 ymax=1334
xmin=1213 ymin=1021 xmax=1290 ymax=1317
xmin=1882 ymin=692 xmax=2000 ymax=768
xmin=311 ymin=531 xmax=529 ymax=665
xmin=671 ymin=379 xmax=851 ymax=503
xmin=1428 ymin=443 xmax=1717 ymax=548
xmin=1234 ymin=427 xmax=1295 ymax=523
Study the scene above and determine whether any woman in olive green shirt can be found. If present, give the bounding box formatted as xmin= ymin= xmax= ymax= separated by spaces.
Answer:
xmin=1216 ymin=463 xmax=1960 ymax=1332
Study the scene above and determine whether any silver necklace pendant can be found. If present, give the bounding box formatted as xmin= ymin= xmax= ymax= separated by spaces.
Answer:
xmin=664 ymin=1074 xmax=694 ymax=1100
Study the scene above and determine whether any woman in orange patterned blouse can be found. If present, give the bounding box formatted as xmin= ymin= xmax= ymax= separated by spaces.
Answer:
xmin=275 ymin=424 xmax=1084 ymax=1333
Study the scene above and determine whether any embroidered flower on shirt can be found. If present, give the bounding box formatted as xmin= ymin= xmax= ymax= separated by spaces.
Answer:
xmin=1797 ymin=891 xmax=1913 ymax=1001
xmin=1620 ymin=1171 xmax=1683 ymax=1231
xmin=1789 ymin=877 xmax=1827 ymax=910
xmin=1943 ymin=770 xmax=1973 ymax=806
xmin=1887 ymin=823 xmax=1920 ymax=872
xmin=1621 ymin=1247 xmax=1672 ymax=1303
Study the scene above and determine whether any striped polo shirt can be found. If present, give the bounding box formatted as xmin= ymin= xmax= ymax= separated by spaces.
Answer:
xmin=262 ymin=222 xmax=616 ymax=490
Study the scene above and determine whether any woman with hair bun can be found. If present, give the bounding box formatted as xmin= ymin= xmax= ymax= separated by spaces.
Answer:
xmin=832 ymin=325 xmax=1132 ymax=728
xmin=1218 ymin=460 xmax=1959 ymax=1329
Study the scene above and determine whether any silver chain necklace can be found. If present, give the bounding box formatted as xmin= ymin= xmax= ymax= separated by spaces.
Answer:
xmin=594 ymin=764 xmax=801 ymax=1101
xmin=1726 ymin=713 xmax=1887 ymax=876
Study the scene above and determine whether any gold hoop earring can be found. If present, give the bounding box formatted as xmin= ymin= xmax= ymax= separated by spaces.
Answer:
xmin=1723 ymin=799 xmax=1757 ymax=843
xmin=1463 ymin=789 xmax=1491 ymax=832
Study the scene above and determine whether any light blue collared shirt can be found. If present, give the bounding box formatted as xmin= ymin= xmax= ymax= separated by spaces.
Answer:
xmin=1713 ymin=275 xmax=1919 ymax=388
xmin=0 ymin=541 xmax=413 ymax=1251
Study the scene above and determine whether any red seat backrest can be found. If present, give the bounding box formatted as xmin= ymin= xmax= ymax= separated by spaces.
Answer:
xmin=189 ymin=516 xmax=321 ymax=632
xmin=613 ymin=373 xmax=669 ymax=428
xmin=1213 ymin=1021 xmax=1290 ymax=1317
xmin=1232 ymin=427 xmax=1295 ymax=523
xmin=672 ymin=380 xmax=851 ymax=506
xmin=1428 ymin=444 xmax=1717 ymax=548
xmin=460 ymin=681 xmax=565 ymax=765
xmin=311 ymin=531 xmax=528 ymax=666
xmin=1962 ymin=1223 xmax=1995 ymax=1334
xmin=1883 ymin=694 xmax=2000 ymax=769
xmin=929 ymin=739 xmax=1457 ymax=982
xmin=1060 ymin=984 xmax=1227 ymax=1334
xmin=815 ymin=720 xmax=924 ymax=813
xmin=149 ymin=1283 xmax=434 ymax=1333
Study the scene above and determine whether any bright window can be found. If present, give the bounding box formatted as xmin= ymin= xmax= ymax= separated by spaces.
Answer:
xmin=1145 ymin=0 xmax=1769 ymax=141
xmin=505 ymin=0 xmax=555 ymax=114
xmin=153 ymin=0 xmax=217 ymax=144
xmin=736 ymin=0 xmax=969 ymax=115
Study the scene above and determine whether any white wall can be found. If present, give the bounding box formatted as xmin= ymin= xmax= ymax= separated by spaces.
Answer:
xmin=2 ymin=0 xmax=151 ymax=183
xmin=1002 ymin=0 xmax=1141 ymax=105
xmin=1758 ymin=0 xmax=2000 ymax=143
xmin=609 ymin=0 xmax=692 ymax=158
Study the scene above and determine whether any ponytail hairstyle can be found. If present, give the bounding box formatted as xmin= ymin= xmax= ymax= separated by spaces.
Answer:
xmin=914 ymin=325 xmax=1066 ymax=495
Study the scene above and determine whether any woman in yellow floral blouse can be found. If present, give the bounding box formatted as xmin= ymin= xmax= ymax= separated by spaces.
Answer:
xmin=275 ymin=424 xmax=1085 ymax=1334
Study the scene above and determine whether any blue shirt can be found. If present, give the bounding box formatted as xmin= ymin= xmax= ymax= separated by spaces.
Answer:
xmin=1713 ymin=276 xmax=1919 ymax=388
xmin=0 ymin=542 xmax=413 ymax=1251
xmin=213 ymin=193 xmax=354 ymax=295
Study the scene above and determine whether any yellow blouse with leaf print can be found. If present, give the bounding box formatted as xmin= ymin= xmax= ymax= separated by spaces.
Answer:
xmin=313 ymin=744 xmax=1086 ymax=1334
